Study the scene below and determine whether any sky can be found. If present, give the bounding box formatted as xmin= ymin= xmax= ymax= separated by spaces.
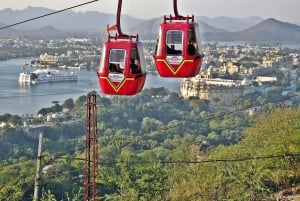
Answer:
xmin=0 ymin=0 xmax=299 ymax=23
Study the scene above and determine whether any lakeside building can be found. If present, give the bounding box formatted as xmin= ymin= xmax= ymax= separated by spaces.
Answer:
xmin=180 ymin=47 xmax=282 ymax=106
xmin=180 ymin=75 xmax=276 ymax=106
xmin=31 ymin=52 xmax=100 ymax=68
xmin=181 ymin=76 xmax=250 ymax=105
xmin=180 ymin=58 xmax=277 ymax=105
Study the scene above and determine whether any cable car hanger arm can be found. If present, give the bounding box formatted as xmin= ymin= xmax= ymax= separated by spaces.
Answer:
xmin=106 ymin=0 xmax=138 ymax=41
xmin=164 ymin=0 xmax=194 ymax=22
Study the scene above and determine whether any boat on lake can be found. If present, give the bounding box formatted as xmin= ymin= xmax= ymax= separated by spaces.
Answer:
xmin=18 ymin=69 xmax=78 ymax=84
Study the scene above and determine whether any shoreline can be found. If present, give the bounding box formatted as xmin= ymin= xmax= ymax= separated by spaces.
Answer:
xmin=0 ymin=58 xmax=181 ymax=116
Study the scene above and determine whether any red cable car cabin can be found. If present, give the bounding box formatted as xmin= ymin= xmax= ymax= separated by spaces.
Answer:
xmin=97 ymin=36 xmax=147 ymax=95
xmin=154 ymin=15 xmax=204 ymax=77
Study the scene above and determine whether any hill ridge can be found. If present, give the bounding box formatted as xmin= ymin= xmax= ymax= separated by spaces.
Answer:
xmin=1 ymin=7 xmax=300 ymax=42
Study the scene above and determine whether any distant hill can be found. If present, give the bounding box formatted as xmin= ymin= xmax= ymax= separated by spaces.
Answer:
xmin=234 ymin=18 xmax=300 ymax=42
xmin=128 ymin=17 xmax=158 ymax=39
xmin=0 ymin=6 xmax=143 ymax=32
xmin=0 ymin=22 xmax=8 ymax=30
xmin=0 ymin=7 xmax=261 ymax=34
xmin=199 ymin=18 xmax=300 ymax=42
xmin=1 ymin=7 xmax=300 ymax=43
xmin=24 ymin=25 xmax=65 ymax=39
xmin=196 ymin=16 xmax=263 ymax=31
xmin=0 ymin=22 xmax=20 ymax=37
xmin=134 ymin=17 xmax=300 ymax=42
xmin=130 ymin=18 xmax=229 ymax=40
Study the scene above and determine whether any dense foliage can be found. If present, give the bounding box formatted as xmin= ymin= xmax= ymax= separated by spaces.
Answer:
xmin=0 ymin=88 xmax=299 ymax=200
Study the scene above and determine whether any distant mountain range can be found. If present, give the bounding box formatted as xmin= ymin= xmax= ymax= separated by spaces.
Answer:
xmin=200 ymin=18 xmax=300 ymax=42
xmin=1 ymin=7 xmax=300 ymax=42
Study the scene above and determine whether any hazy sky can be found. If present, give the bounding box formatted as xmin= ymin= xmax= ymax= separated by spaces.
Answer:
xmin=1 ymin=0 xmax=299 ymax=23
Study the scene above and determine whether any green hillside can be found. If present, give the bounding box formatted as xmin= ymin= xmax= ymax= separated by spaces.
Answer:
xmin=0 ymin=89 xmax=299 ymax=200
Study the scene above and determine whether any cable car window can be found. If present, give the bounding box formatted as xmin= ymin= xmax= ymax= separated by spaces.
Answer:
xmin=109 ymin=49 xmax=126 ymax=73
xmin=188 ymin=28 xmax=199 ymax=55
xmin=99 ymin=46 xmax=106 ymax=72
xmin=155 ymin=28 xmax=163 ymax=55
xmin=131 ymin=48 xmax=137 ymax=60
xmin=193 ymin=24 xmax=202 ymax=53
xmin=166 ymin=30 xmax=183 ymax=55
xmin=137 ymin=43 xmax=146 ymax=73
xmin=130 ymin=48 xmax=139 ymax=74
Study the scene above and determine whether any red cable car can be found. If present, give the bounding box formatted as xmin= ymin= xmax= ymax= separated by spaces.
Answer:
xmin=97 ymin=0 xmax=147 ymax=96
xmin=154 ymin=0 xmax=204 ymax=77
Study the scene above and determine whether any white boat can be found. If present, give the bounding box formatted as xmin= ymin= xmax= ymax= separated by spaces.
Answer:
xmin=19 ymin=69 xmax=78 ymax=84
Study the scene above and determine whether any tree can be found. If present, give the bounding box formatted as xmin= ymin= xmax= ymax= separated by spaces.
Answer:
xmin=0 ymin=114 xmax=22 ymax=126
xmin=51 ymin=103 xmax=63 ymax=113
xmin=97 ymin=96 xmax=112 ymax=107
xmin=63 ymin=98 xmax=75 ymax=111
xmin=75 ymin=95 xmax=87 ymax=108
xmin=41 ymin=189 xmax=57 ymax=201
xmin=9 ymin=114 xmax=22 ymax=126
xmin=38 ymin=108 xmax=49 ymax=116
xmin=141 ymin=117 xmax=163 ymax=133
xmin=99 ymin=152 xmax=168 ymax=201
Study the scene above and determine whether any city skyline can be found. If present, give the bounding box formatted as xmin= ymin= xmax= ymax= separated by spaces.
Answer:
xmin=0 ymin=0 xmax=299 ymax=23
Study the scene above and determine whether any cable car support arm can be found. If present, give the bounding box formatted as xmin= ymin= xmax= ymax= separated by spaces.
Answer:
xmin=106 ymin=0 xmax=138 ymax=41
xmin=165 ymin=0 xmax=194 ymax=22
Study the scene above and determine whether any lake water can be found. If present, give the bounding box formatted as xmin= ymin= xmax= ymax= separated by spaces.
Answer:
xmin=0 ymin=58 xmax=182 ymax=115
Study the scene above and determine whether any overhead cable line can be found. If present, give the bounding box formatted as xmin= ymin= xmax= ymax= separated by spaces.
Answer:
xmin=46 ymin=153 xmax=298 ymax=166
xmin=151 ymin=94 xmax=298 ymax=134
xmin=0 ymin=95 xmax=297 ymax=171
xmin=40 ymin=152 xmax=300 ymax=168
xmin=3 ymin=180 xmax=34 ymax=201
xmin=0 ymin=0 xmax=100 ymax=30
xmin=29 ymin=153 xmax=299 ymax=182
xmin=18 ymin=181 xmax=35 ymax=201
xmin=38 ymin=95 xmax=298 ymax=166
xmin=96 ymin=152 xmax=300 ymax=165
xmin=157 ymin=153 xmax=300 ymax=164
xmin=44 ymin=168 xmax=84 ymax=179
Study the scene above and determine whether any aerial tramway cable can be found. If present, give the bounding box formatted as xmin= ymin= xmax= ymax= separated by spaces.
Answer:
xmin=0 ymin=94 xmax=296 ymax=170
xmin=147 ymin=94 xmax=298 ymax=135
xmin=0 ymin=0 xmax=101 ymax=30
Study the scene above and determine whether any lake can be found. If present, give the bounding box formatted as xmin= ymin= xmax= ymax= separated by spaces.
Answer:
xmin=0 ymin=58 xmax=182 ymax=115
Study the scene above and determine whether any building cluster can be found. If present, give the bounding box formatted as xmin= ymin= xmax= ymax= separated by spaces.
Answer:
xmin=30 ymin=38 xmax=101 ymax=68
xmin=180 ymin=43 xmax=300 ymax=105
xmin=31 ymin=50 xmax=100 ymax=69
xmin=1 ymin=37 xmax=300 ymax=107
xmin=0 ymin=37 xmax=101 ymax=68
